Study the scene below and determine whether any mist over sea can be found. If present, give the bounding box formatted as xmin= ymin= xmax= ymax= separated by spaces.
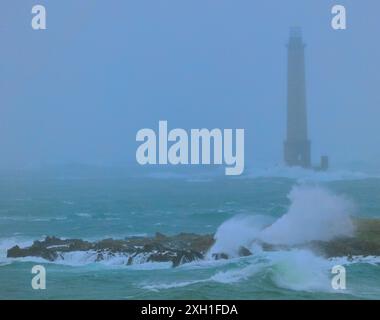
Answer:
xmin=1 ymin=165 xmax=380 ymax=299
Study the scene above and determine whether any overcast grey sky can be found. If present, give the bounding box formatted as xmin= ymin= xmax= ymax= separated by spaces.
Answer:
xmin=1 ymin=0 xmax=379 ymax=170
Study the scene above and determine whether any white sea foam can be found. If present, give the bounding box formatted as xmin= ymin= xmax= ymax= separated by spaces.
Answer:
xmin=265 ymin=250 xmax=379 ymax=292
xmin=0 ymin=216 xmax=67 ymax=222
xmin=169 ymin=185 xmax=367 ymax=293
xmin=2 ymin=182 xmax=379 ymax=296
xmin=55 ymin=251 xmax=99 ymax=266
xmin=141 ymin=279 xmax=207 ymax=291
xmin=208 ymin=185 xmax=354 ymax=255
xmin=265 ymin=249 xmax=332 ymax=292
xmin=206 ymin=215 xmax=273 ymax=259
xmin=54 ymin=251 xmax=158 ymax=267
xmin=259 ymin=185 xmax=355 ymax=245
xmin=2 ymin=246 xmax=174 ymax=269
xmin=75 ymin=213 xmax=92 ymax=218
xmin=207 ymin=249 xmax=334 ymax=292
xmin=210 ymin=262 xmax=265 ymax=284
xmin=141 ymin=250 xmax=334 ymax=292
xmin=142 ymin=247 xmax=377 ymax=293
xmin=329 ymin=255 xmax=380 ymax=266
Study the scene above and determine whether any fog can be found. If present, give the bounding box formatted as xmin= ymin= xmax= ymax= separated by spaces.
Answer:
xmin=1 ymin=0 xmax=379 ymax=171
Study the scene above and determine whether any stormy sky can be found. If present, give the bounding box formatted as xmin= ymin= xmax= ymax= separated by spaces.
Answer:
xmin=1 ymin=0 xmax=379 ymax=171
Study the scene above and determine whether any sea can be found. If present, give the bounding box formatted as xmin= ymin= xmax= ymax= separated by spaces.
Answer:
xmin=1 ymin=165 xmax=380 ymax=300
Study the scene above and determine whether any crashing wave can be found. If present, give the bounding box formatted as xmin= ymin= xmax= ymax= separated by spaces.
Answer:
xmin=5 ymin=186 xmax=380 ymax=271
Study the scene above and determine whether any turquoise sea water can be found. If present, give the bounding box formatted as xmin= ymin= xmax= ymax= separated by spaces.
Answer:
xmin=1 ymin=168 xmax=380 ymax=299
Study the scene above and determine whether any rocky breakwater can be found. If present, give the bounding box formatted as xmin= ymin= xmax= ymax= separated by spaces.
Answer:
xmin=7 ymin=233 xmax=215 ymax=267
xmin=7 ymin=219 xmax=380 ymax=266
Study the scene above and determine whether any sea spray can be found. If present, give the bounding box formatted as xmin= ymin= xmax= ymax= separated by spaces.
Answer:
xmin=259 ymin=185 xmax=354 ymax=245
xmin=206 ymin=215 xmax=274 ymax=259
xmin=143 ymin=250 xmax=335 ymax=292
xmin=210 ymin=249 xmax=334 ymax=292
xmin=267 ymin=249 xmax=332 ymax=292
xmin=208 ymin=185 xmax=354 ymax=258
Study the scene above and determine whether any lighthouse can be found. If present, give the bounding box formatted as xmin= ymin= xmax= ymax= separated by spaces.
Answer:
xmin=284 ymin=28 xmax=328 ymax=171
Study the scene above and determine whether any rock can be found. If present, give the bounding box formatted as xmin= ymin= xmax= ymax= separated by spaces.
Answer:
xmin=173 ymin=250 xmax=203 ymax=267
xmin=8 ymin=218 xmax=380 ymax=267
xmin=307 ymin=237 xmax=380 ymax=258
xmin=6 ymin=233 xmax=215 ymax=267
xmin=147 ymin=252 xmax=176 ymax=263
xmin=299 ymin=218 xmax=380 ymax=258
xmin=7 ymin=243 xmax=58 ymax=261
xmin=211 ymin=246 xmax=252 ymax=260
xmin=155 ymin=232 xmax=167 ymax=240
xmin=7 ymin=245 xmax=22 ymax=258
xmin=212 ymin=253 xmax=229 ymax=260
xmin=238 ymin=246 xmax=252 ymax=257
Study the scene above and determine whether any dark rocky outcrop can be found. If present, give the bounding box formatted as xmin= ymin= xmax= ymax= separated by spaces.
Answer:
xmin=7 ymin=233 xmax=215 ymax=267
xmin=7 ymin=219 xmax=380 ymax=266
xmin=211 ymin=246 xmax=252 ymax=261
xmin=302 ymin=218 xmax=380 ymax=258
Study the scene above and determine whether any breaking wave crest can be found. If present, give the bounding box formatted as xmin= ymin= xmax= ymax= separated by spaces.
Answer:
xmin=3 ymin=185 xmax=380 ymax=297
xmin=142 ymin=248 xmax=376 ymax=293
xmin=208 ymin=185 xmax=354 ymax=257
xmin=260 ymin=185 xmax=354 ymax=245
